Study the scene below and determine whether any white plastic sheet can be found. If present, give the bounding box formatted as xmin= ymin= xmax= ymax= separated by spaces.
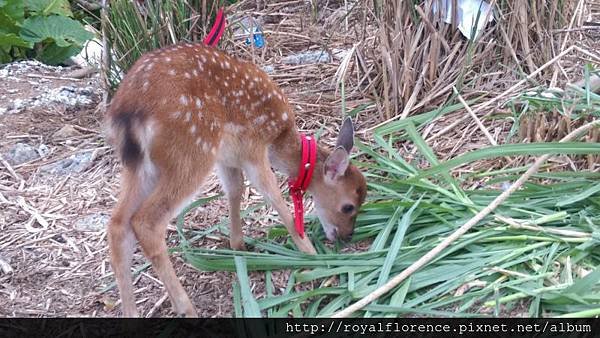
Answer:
xmin=432 ymin=0 xmax=494 ymax=39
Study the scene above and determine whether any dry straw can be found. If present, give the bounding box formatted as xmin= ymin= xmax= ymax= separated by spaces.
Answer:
xmin=366 ymin=0 xmax=577 ymax=121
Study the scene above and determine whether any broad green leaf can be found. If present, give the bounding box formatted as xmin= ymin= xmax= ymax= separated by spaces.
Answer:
xmin=0 ymin=32 xmax=32 ymax=48
xmin=20 ymin=15 xmax=92 ymax=47
xmin=37 ymin=43 xmax=80 ymax=65
xmin=0 ymin=0 xmax=24 ymax=23
xmin=25 ymin=0 xmax=72 ymax=17
xmin=0 ymin=11 xmax=20 ymax=34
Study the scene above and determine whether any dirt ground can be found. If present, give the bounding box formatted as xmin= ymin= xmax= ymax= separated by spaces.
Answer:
xmin=0 ymin=3 xmax=374 ymax=317
xmin=1 ymin=1 xmax=598 ymax=318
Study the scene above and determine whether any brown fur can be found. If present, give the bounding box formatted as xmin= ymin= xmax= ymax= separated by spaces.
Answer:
xmin=105 ymin=43 xmax=367 ymax=317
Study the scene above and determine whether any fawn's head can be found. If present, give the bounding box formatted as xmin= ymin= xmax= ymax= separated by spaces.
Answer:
xmin=310 ymin=118 xmax=367 ymax=241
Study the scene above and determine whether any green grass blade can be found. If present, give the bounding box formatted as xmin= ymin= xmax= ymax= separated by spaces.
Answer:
xmin=234 ymin=256 xmax=261 ymax=318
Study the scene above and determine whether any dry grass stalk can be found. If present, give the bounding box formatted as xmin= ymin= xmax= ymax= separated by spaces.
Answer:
xmin=365 ymin=0 xmax=577 ymax=120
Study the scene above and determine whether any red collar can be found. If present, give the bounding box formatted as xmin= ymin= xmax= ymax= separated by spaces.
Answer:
xmin=203 ymin=8 xmax=226 ymax=47
xmin=288 ymin=134 xmax=317 ymax=238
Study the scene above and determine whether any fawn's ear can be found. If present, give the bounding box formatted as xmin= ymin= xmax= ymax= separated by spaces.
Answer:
xmin=336 ymin=117 xmax=354 ymax=153
xmin=324 ymin=147 xmax=350 ymax=184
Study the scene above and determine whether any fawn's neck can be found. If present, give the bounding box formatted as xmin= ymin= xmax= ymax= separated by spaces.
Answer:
xmin=268 ymin=129 xmax=328 ymax=189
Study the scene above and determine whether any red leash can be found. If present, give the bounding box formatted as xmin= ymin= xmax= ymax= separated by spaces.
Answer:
xmin=288 ymin=134 xmax=317 ymax=238
xmin=203 ymin=7 xmax=226 ymax=46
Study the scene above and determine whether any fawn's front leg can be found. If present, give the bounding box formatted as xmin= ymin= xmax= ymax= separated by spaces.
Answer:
xmin=243 ymin=152 xmax=317 ymax=255
xmin=216 ymin=165 xmax=246 ymax=250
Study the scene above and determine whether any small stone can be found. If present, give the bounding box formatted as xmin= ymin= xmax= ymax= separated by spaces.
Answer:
xmin=262 ymin=65 xmax=274 ymax=74
xmin=73 ymin=214 xmax=110 ymax=232
xmin=282 ymin=50 xmax=331 ymax=65
xmin=6 ymin=98 xmax=26 ymax=113
xmin=33 ymin=86 xmax=96 ymax=108
xmin=40 ymin=151 xmax=93 ymax=175
xmin=5 ymin=143 xmax=40 ymax=165
xmin=53 ymin=124 xmax=81 ymax=140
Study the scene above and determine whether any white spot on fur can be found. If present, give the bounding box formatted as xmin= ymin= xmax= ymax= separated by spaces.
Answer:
xmin=223 ymin=81 xmax=229 ymax=87
xmin=254 ymin=115 xmax=267 ymax=125
xmin=184 ymin=72 xmax=191 ymax=79
xmin=143 ymin=81 xmax=149 ymax=92
xmin=196 ymin=137 xmax=202 ymax=145
xmin=202 ymin=142 xmax=210 ymax=153
xmin=224 ymin=122 xmax=245 ymax=133
xmin=195 ymin=97 xmax=203 ymax=108
xmin=223 ymin=60 xmax=230 ymax=69
xmin=168 ymin=69 xmax=176 ymax=76
xmin=180 ymin=95 xmax=189 ymax=106
xmin=192 ymin=69 xmax=198 ymax=77
xmin=282 ymin=112 xmax=288 ymax=121
xmin=165 ymin=57 xmax=172 ymax=62
xmin=185 ymin=112 xmax=191 ymax=122
xmin=190 ymin=125 xmax=196 ymax=134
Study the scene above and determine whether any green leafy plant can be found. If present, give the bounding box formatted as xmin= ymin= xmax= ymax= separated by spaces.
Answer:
xmin=0 ymin=0 xmax=93 ymax=64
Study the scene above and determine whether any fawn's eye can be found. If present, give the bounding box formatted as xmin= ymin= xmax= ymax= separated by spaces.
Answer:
xmin=341 ymin=204 xmax=355 ymax=214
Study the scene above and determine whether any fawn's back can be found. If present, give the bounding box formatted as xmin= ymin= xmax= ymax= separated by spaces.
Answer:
xmin=107 ymin=43 xmax=293 ymax=171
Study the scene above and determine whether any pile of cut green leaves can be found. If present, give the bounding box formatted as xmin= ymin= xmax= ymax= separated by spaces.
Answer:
xmin=177 ymin=88 xmax=600 ymax=318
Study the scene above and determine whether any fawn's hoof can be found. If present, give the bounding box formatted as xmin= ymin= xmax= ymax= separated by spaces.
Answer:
xmin=230 ymin=240 xmax=247 ymax=251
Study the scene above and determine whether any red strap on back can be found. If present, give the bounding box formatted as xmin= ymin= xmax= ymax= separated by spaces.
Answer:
xmin=288 ymin=134 xmax=317 ymax=238
xmin=203 ymin=8 xmax=226 ymax=47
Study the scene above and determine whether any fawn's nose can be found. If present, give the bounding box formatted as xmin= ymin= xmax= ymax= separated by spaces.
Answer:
xmin=339 ymin=228 xmax=353 ymax=241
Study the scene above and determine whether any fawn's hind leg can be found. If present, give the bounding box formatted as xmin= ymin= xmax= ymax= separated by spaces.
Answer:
xmin=216 ymin=165 xmax=246 ymax=250
xmin=108 ymin=168 xmax=155 ymax=317
xmin=129 ymin=160 xmax=213 ymax=317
